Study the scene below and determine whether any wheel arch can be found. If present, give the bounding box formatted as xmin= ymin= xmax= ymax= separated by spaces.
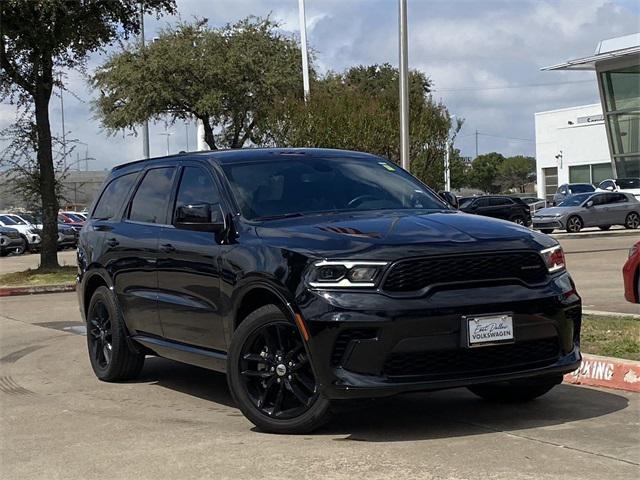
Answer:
xmin=232 ymin=282 xmax=297 ymax=332
xmin=82 ymin=270 xmax=112 ymax=318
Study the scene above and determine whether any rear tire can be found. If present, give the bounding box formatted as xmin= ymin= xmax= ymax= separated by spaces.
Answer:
xmin=540 ymin=229 xmax=554 ymax=234
xmin=510 ymin=216 xmax=525 ymax=226
xmin=227 ymin=305 xmax=331 ymax=434
xmin=625 ymin=212 xmax=640 ymax=229
xmin=468 ymin=376 xmax=562 ymax=403
xmin=566 ymin=215 xmax=583 ymax=233
xmin=86 ymin=286 xmax=144 ymax=382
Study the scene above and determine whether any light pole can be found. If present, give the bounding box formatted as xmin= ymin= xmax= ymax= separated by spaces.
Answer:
xmin=140 ymin=4 xmax=150 ymax=158
xmin=444 ymin=114 xmax=456 ymax=192
xmin=398 ymin=0 xmax=410 ymax=171
xmin=59 ymin=74 xmax=67 ymax=170
xmin=298 ymin=0 xmax=311 ymax=100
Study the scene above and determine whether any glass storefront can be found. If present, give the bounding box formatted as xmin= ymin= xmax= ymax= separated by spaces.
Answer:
xmin=601 ymin=65 xmax=640 ymax=178
xmin=569 ymin=162 xmax=614 ymax=184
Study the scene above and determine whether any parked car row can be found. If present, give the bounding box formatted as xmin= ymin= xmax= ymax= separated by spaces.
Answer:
xmin=552 ymin=178 xmax=640 ymax=206
xmin=0 ymin=210 xmax=84 ymax=256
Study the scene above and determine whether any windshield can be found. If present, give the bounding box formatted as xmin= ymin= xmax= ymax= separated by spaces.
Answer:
xmin=0 ymin=215 xmax=18 ymax=225
xmin=558 ymin=193 xmax=592 ymax=206
xmin=569 ymin=184 xmax=594 ymax=193
xmin=618 ymin=178 xmax=640 ymax=189
xmin=221 ymin=156 xmax=447 ymax=220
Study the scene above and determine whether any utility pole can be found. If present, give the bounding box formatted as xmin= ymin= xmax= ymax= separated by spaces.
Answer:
xmin=444 ymin=140 xmax=451 ymax=192
xmin=298 ymin=0 xmax=311 ymax=100
xmin=140 ymin=4 xmax=150 ymax=158
xmin=475 ymin=129 xmax=479 ymax=158
xmin=159 ymin=132 xmax=173 ymax=156
xmin=398 ymin=0 xmax=410 ymax=171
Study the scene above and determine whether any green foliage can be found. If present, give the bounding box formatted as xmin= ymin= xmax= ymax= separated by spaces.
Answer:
xmin=265 ymin=64 xmax=456 ymax=188
xmin=468 ymin=152 xmax=506 ymax=193
xmin=92 ymin=17 xmax=304 ymax=149
xmin=498 ymin=155 xmax=536 ymax=193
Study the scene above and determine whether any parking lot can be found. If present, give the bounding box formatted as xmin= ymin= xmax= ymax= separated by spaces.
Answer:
xmin=0 ymin=292 xmax=638 ymax=479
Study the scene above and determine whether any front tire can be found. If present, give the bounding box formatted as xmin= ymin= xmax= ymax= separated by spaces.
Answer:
xmin=468 ymin=376 xmax=562 ymax=403
xmin=227 ymin=305 xmax=331 ymax=434
xmin=566 ymin=215 xmax=583 ymax=233
xmin=625 ymin=212 xmax=640 ymax=229
xmin=510 ymin=216 xmax=525 ymax=226
xmin=86 ymin=286 xmax=144 ymax=382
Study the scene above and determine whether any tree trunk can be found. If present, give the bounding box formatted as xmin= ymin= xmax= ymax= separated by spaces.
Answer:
xmin=201 ymin=119 xmax=217 ymax=150
xmin=34 ymin=83 xmax=60 ymax=270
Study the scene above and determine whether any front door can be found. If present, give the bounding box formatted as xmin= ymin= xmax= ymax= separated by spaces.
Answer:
xmin=157 ymin=165 xmax=226 ymax=351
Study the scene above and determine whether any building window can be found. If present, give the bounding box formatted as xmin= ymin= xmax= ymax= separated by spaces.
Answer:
xmin=601 ymin=65 xmax=640 ymax=178
xmin=543 ymin=167 xmax=558 ymax=203
xmin=569 ymin=163 xmax=614 ymax=184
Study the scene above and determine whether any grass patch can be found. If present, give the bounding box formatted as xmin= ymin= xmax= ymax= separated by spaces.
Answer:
xmin=0 ymin=266 xmax=77 ymax=287
xmin=581 ymin=314 xmax=640 ymax=361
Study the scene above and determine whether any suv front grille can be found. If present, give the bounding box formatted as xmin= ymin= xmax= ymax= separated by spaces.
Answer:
xmin=383 ymin=338 xmax=560 ymax=378
xmin=382 ymin=251 xmax=547 ymax=293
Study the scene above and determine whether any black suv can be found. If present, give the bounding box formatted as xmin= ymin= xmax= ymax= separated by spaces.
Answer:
xmin=77 ymin=148 xmax=581 ymax=433
xmin=459 ymin=195 xmax=532 ymax=226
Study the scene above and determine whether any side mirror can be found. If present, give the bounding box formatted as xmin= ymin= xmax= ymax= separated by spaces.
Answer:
xmin=438 ymin=191 xmax=459 ymax=209
xmin=175 ymin=203 xmax=225 ymax=232
xmin=585 ymin=200 xmax=594 ymax=208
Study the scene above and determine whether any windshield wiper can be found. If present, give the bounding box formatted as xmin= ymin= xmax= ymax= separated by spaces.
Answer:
xmin=255 ymin=212 xmax=305 ymax=221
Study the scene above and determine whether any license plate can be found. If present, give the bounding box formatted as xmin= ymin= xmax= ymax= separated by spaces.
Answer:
xmin=467 ymin=314 xmax=514 ymax=346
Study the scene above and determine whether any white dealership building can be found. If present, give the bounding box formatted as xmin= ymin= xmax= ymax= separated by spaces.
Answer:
xmin=535 ymin=103 xmax=613 ymax=203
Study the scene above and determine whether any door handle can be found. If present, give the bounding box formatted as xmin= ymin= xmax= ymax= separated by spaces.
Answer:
xmin=106 ymin=238 xmax=119 ymax=247
xmin=160 ymin=243 xmax=176 ymax=253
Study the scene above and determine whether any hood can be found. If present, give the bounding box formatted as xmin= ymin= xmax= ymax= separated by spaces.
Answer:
xmin=253 ymin=210 xmax=554 ymax=260
xmin=534 ymin=206 xmax=579 ymax=217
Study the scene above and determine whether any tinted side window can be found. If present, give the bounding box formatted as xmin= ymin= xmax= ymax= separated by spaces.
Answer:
xmin=490 ymin=197 xmax=512 ymax=206
xmin=475 ymin=198 xmax=490 ymax=207
xmin=610 ymin=193 xmax=627 ymax=203
xmin=92 ymin=173 xmax=137 ymax=220
xmin=128 ymin=168 xmax=176 ymax=224
xmin=174 ymin=166 xmax=220 ymax=216
xmin=591 ymin=194 xmax=608 ymax=206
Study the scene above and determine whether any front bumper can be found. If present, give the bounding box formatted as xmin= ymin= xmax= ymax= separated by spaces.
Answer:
xmin=532 ymin=218 xmax=565 ymax=230
xmin=297 ymin=273 xmax=581 ymax=400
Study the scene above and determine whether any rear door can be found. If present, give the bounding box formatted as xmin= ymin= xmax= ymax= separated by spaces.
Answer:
xmin=157 ymin=163 xmax=226 ymax=350
xmin=608 ymin=193 xmax=631 ymax=224
xmin=108 ymin=166 xmax=177 ymax=337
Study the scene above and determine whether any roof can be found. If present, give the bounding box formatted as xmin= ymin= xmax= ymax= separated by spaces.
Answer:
xmin=542 ymin=33 xmax=640 ymax=71
xmin=113 ymin=148 xmax=382 ymax=171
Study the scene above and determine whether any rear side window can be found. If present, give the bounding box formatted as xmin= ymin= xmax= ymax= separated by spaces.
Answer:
xmin=490 ymin=197 xmax=513 ymax=206
xmin=128 ymin=167 xmax=176 ymax=224
xmin=92 ymin=173 xmax=137 ymax=220
xmin=609 ymin=193 xmax=628 ymax=203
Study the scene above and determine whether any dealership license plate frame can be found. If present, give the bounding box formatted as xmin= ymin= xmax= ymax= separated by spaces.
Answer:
xmin=464 ymin=313 xmax=515 ymax=348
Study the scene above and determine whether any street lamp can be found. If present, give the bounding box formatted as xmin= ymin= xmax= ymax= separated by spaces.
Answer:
xmin=298 ymin=0 xmax=311 ymax=100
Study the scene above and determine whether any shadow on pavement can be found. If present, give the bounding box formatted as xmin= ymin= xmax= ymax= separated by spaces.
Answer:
xmin=136 ymin=357 xmax=629 ymax=441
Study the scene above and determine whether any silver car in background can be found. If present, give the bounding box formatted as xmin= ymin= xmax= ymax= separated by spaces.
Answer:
xmin=532 ymin=192 xmax=640 ymax=234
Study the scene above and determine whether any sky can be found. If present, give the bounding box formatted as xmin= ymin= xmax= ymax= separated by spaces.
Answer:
xmin=1 ymin=0 xmax=639 ymax=171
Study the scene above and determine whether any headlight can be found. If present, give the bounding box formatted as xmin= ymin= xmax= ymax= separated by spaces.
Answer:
xmin=540 ymin=245 xmax=565 ymax=273
xmin=309 ymin=260 xmax=388 ymax=287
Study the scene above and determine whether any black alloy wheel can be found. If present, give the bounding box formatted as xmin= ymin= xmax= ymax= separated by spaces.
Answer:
xmin=227 ymin=305 xmax=331 ymax=434
xmin=88 ymin=300 xmax=113 ymax=370
xmin=86 ymin=286 xmax=144 ymax=381
xmin=239 ymin=320 xmax=317 ymax=419
xmin=511 ymin=216 xmax=525 ymax=226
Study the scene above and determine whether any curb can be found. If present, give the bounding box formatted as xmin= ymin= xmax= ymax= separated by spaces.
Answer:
xmin=0 ymin=284 xmax=75 ymax=297
xmin=564 ymin=353 xmax=640 ymax=393
xmin=583 ymin=309 xmax=640 ymax=319
xmin=551 ymin=229 xmax=639 ymax=240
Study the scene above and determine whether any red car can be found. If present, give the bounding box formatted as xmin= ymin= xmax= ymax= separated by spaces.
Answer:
xmin=623 ymin=241 xmax=640 ymax=303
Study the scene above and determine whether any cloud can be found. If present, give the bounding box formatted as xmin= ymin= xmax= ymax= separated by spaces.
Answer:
xmin=1 ymin=0 xmax=637 ymax=170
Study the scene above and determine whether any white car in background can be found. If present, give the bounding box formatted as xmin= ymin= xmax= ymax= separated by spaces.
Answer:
xmin=598 ymin=178 xmax=640 ymax=199
xmin=0 ymin=214 xmax=41 ymax=251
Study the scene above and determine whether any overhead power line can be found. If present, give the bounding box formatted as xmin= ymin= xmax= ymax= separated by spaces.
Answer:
xmin=433 ymin=79 xmax=596 ymax=93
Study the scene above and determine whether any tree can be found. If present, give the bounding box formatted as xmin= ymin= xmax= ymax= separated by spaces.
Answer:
xmin=92 ymin=17 xmax=304 ymax=150
xmin=265 ymin=64 xmax=456 ymax=188
xmin=469 ymin=152 xmax=506 ymax=193
xmin=0 ymin=0 xmax=175 ymax=269
xmin=498 ymin=155 xmax=536 ymax=193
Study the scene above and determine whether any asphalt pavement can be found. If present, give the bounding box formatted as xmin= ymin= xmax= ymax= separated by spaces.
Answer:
xmin=0 ymin=292 xmax=638 ymax=480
